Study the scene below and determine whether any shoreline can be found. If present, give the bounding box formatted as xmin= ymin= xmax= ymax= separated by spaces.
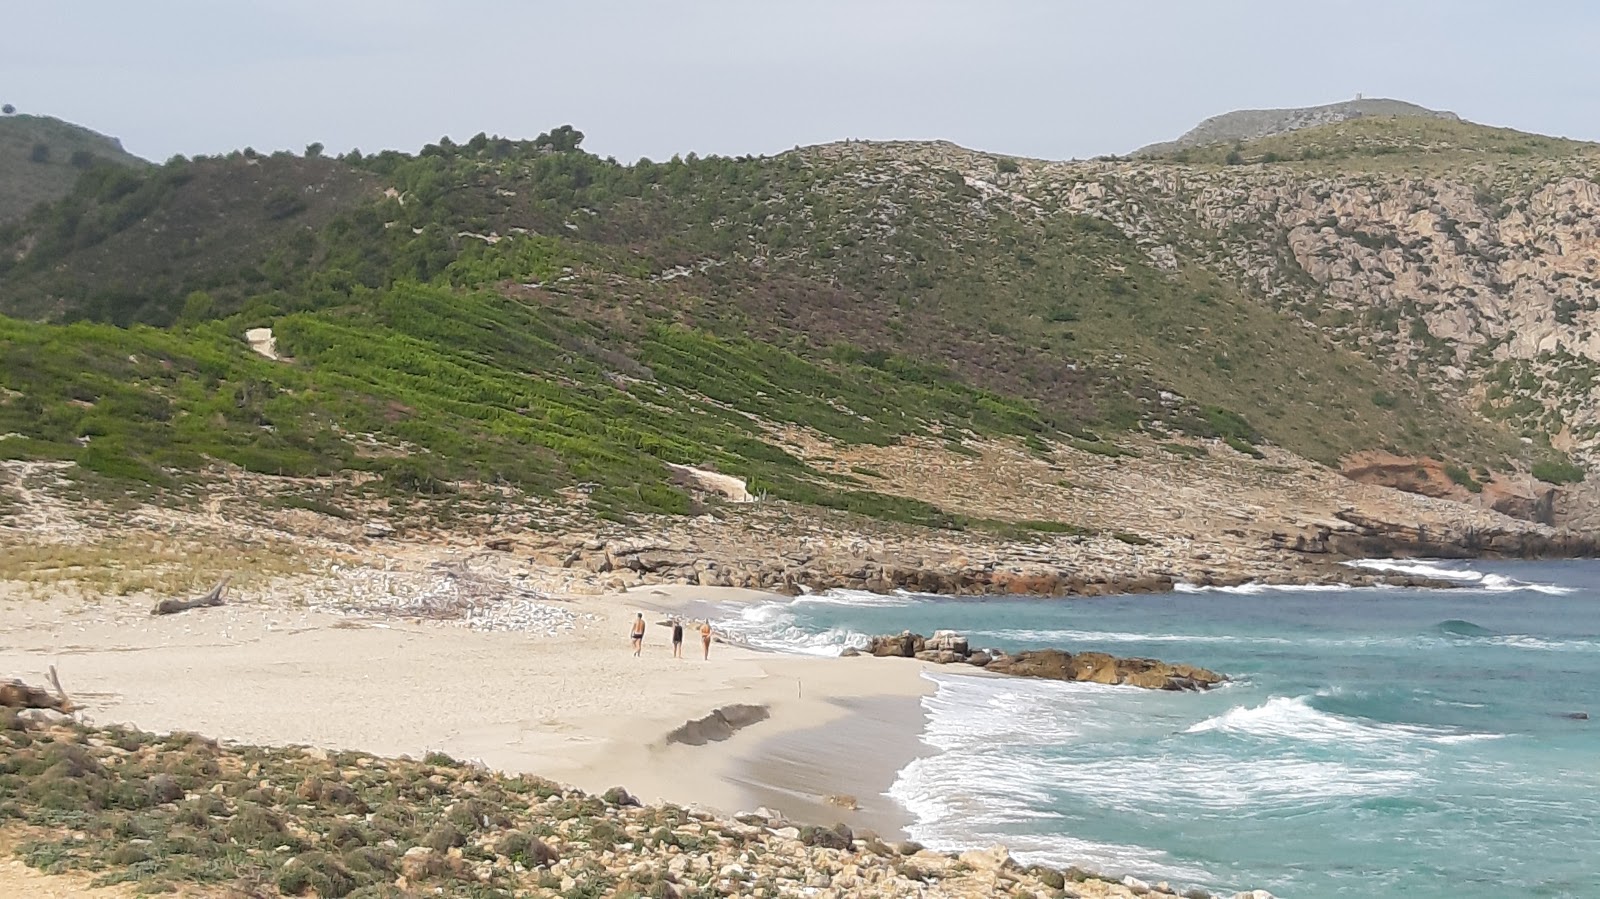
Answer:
xmin=724 ymin=688 xmax=931 ymax=840
xmin=621 ymin=583 xmax=934 ymax=836
xmin=0 ymin=579 xmax=935 ymax=839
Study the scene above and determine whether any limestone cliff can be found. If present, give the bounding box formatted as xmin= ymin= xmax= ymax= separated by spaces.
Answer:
xmin=802 ymin=120 xmax=1600 ymax=527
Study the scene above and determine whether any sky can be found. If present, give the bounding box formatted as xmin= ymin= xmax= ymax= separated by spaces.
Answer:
xmin=5 ymin=1 xmax=1597 ymax=164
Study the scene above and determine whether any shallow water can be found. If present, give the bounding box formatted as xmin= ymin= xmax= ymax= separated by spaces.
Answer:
xmin=715 ymin=559 xmax=1600 ymax=898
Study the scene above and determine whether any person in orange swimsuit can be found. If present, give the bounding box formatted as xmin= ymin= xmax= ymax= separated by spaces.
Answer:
xmin=699 ymin=620 xmax=713 ymax=660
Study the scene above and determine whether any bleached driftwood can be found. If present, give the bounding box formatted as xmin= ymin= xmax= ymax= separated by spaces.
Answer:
xmin=151 ymin=577 xmax=229 ymax=616
xmin=0 ymin=675 xmax=74 ymax=713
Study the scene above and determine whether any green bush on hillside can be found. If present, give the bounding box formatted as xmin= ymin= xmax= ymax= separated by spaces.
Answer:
xmin=1532 ymin=459 xmax=1585 ymax=484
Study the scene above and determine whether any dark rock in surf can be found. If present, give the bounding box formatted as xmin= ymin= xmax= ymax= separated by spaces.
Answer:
xmin=861 ymin=631 xmax=1225 ymax=690
xmin=869 ymin=631 xmax=925 ymax=658
xmin=1564 ymin=711 xmax=1589 ymax=720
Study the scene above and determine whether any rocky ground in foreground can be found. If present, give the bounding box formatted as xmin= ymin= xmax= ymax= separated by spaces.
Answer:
xmin=0 ymin=713 xmax=1262 ymax=899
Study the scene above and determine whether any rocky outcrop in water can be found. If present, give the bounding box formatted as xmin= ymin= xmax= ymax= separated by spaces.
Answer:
xmin=866 ymin=630 xmax=1226 ymax=691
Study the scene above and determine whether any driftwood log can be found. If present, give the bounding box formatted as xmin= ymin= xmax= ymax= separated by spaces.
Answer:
xmin=1 ymin=667 xmax=74 ymax=713
xmin=151 ymin=577 xmax=229 ymax=616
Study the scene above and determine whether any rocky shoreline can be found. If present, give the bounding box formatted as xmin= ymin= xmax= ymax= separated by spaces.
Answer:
xmin=855 ymin=630 xmax=1227 ymax=691
xmin=0 ymin=713 xmax=1268 ymax=899
xmin=520 ymin=526 xmax=1535 ymax=600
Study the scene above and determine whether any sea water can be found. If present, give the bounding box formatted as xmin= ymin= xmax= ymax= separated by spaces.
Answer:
xmin=715 ymin=560 xmax=1600 ymax=898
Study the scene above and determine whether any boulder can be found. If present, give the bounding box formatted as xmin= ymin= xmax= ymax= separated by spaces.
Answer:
xmin=958 ymin=845 xmax=1013 ymax=872
xmin=925 ymin=629 xmax=970 ymax=656
xmin=914 ymin=650 xmax=966 ymax=664
xmin=984 ymin=649 xmax=1225 ymax=690
xmin=966 ymin=651 xmax=992 ymax=667
xmin=799 ymin=823 xmax=853 ymax=850
xmin=869 ymin=631 xmax=925 ymax=658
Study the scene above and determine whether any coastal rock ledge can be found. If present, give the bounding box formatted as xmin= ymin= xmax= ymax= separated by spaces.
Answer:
xmin=866 ymin=630 xmax=1226 ymax=691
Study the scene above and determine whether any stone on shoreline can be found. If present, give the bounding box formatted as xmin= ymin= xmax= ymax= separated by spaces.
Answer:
xmin=867 ymin=632 xmax=1226 ymax=690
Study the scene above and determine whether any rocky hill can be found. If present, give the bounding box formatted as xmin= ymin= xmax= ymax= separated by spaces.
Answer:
xmin=1 ymin=115 xmax=1598 ymax=559
xmin=0 ymin=112 xmax=148 ymax=223
xmin=1135 ymin=97 xmax=1459 ymax=155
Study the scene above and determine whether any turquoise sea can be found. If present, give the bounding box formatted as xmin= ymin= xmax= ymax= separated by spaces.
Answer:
xmin=717 ymin=559 xmax=1600 ymax=898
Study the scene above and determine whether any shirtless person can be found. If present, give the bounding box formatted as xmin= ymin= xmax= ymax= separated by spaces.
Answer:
xmin=631 ymin=613 xmax=646 ymax=657
xmin=671 ymin=619 xmax=684 ymax=658
xmin=700 ymin=620 xmax=713 ymax=660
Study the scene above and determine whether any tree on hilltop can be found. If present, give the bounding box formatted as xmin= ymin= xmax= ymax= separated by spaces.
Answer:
xmin=2 ymin=104 xmax=15 ymax=115
xmin=535 ymin=125 xmax=584 ymax=152
xmin=305 ymin=142 xmax=324 ymax=159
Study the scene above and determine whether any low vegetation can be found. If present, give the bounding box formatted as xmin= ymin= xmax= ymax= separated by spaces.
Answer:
xmin=0 ymin=718 xmax=1148 ymax=898
xmin=0 ymin=119 xmax=1581 ymax=521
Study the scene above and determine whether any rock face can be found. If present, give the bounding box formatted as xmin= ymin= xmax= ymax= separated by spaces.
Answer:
xmin=868 ymin=633 xmax=1226 ymax=691
xmin=1342 ymin=451 xmax=1557 ymax=524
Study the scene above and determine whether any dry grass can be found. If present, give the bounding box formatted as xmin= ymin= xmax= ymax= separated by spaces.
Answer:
xmin=0 ymin=535 xmax=313 ymax=599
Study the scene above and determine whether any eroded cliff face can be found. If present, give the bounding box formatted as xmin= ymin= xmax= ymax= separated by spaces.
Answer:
xmin=806 ymin=139 xmax=1600 ymax=527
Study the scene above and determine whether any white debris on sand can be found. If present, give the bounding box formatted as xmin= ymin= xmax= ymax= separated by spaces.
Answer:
xmin=300 ymin=562 xmax=598 ymax=635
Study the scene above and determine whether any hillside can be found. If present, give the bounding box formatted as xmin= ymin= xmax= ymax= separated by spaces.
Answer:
xmin=1 ymin=115 xmax=1598 ymax=550
xmin=0 ymin=112 xmax=148 ymax=223
xmin=1135 ymin=97 xmax=1460 ymax=155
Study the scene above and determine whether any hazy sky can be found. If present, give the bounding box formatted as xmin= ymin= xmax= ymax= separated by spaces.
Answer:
xmin=6 ymin=1 xmax=1597 ymax=163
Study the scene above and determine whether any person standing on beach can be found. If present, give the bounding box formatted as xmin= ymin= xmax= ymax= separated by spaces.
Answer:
xmin=700 ymin=620 xmax=713 ymax=660
xmin=671 ymin=619 xmax=684 ymax=658
xmin=631 ymin=613 xmax=646 ymax=657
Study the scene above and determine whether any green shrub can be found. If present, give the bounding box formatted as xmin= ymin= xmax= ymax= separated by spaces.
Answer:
xmin=1016 ymin=520 xmax=1095 ymax=536
xmin=1532 ymin=459 xmax=1585 ymax=484
xmin=1444 ymin=464 xmax=1483 ymax=493
xmin=1224 ymin=435 xmax=1265 ymax=459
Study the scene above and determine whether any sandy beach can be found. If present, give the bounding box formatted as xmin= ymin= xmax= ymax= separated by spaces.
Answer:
xmin=0 ymin=577 xmax=934 ymax=837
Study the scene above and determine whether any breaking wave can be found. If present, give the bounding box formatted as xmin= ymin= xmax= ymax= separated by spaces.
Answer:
xmin=1346 ymin=559 xmax=1576 ymax=594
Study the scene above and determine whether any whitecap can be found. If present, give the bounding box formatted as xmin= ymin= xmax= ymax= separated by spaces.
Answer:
xmin=1177 ymin=581 xmax=1366 ymax=594
xmin=711 ymin=600 xmax=870 ymax=656
xmin=1345 ymin=559 xmax=1575 ymax=594
xmin=795 ymin=588 xmax=926 ymax=607
xmin=1184 ymin=695 xmax=1498 ymax=747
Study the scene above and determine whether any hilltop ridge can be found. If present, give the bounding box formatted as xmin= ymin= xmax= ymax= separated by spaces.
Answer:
xmin=0 ymin=111 xmax=148 ymax=223
xmin=1135 ymin=97 xmax=1459 ymax=155
xmin=1 ymin=114 xmax=1599 ymax=587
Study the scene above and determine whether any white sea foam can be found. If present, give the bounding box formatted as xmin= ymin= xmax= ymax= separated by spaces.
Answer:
xmin=981 ymin=627 xmax=1290 ymax=646
xmin=889 ymin=671 xmax=1220 ymax=884
xmin=1346 ymin=559 xmax=1576 ymax=594
xmin=1175 ymin=581 xmax=1364 ymax=594
xmin=712 ymin=600 xmax=869 ymax=656
xmin=1184 ymin=695 xmax=1500 ymax=747
xmin=793 ymin=587 xmax=926 ymax=607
